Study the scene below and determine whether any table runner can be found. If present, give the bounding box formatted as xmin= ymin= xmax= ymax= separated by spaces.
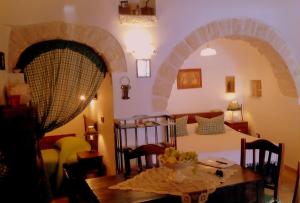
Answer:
xmin=110 ymin=165 xmax=236 ymax=203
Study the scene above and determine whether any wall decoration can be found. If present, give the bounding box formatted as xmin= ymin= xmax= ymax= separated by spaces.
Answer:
xmin=0 ymin=52 xmax=5 ymax=70
xmin=136 ymin=59 xmax=151 ymax=78
xmin=225 ymin=76 xmax=235 ymax=93
xmin=251 ymin=80 xmax=262 ymax=97
xmin=177 ymin=68 xmax=202 ymax=89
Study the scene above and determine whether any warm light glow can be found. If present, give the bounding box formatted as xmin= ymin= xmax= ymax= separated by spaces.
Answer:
xmin=88 ymin=99 xmax=97 ymax=120
xmin=63 ymin=4 xmax=76 ymax=20
xmin=64 ymin=4 xmax=75 ymax=13
xmin=124 ymin=27 xmax=156 ymax=58
xmin=90 ymin=99 xmax=96 ymax=106
xmin=80 ymin=95 xmax=86 ymax=101
xmin=227 ymin=100 xmax=241 ymax=111
xmin=200 ymin=47 xmax=217 ymax=56
xmin=224 ymin=93 xmax=236 ymax=101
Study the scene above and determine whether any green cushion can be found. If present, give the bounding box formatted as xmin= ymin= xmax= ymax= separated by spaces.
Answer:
xmin=41 ymin=149 xmax=59 ymax=177
xmin=54 ymin=136 xmax=91 ymax=153
xmin=175 ymin=116 xmax=188 ymax=136
xmin=195 ymin=114 xmax=225 ymax=135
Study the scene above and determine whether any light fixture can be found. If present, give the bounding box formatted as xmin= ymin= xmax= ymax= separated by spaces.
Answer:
xmin=200 ymin=44 xmax=216 ymax=56
xmin=85 ymin=125 xmax=98 ymax=152
xmin=120 ymin=76 xmax=131 ymax=100
xmin=80 ymin=95 xmax=86 ymax=101
xmin=227 ymin=100 xmax=243 ymax=121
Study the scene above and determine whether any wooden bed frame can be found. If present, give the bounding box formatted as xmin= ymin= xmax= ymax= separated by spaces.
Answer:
xmin=170 ymin=111 xmax=223 ymax=124
xmin=39 ymin=133 xmax=76 ymax=150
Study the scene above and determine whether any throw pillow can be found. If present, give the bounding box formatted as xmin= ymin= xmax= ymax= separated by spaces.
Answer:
xmin=195 ymin=114 xmax=225 ymax=135
xmin=175 ymin=116 xmax=188 ymax=136
xmin=54 ymin=136 xmax=91 ymax=151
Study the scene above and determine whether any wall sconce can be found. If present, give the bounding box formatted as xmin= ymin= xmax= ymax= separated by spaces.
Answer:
xmin=120 ymin=76 xmax=131 ymax=100
xmin=136 ymin=59 xmax=151 ymax=78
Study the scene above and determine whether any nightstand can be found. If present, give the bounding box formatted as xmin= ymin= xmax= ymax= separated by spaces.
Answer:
xmin=224 ymin=120 xmax=248 ymax=134
xmin=77 ymin=151 xmax=105 ymax=178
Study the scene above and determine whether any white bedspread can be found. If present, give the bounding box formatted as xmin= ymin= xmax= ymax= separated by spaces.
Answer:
xmin=177 ymin=125 xmax=258 ymax=164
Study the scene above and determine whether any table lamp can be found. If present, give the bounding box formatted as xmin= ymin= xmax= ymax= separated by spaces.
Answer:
xmin=85 ymin=125 xmax=98 ymax=152
xmin=227 ymin=100 xmax=243 ymax=121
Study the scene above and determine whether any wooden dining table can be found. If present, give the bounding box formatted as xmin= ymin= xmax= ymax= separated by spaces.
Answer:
xmin=84 ymin=164 xmax=264 ymax=203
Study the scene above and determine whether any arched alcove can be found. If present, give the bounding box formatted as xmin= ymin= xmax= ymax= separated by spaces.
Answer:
xmin=6 ymin=21 xmax=125 ymax=175
xmin=152 ymin=18 xmax=300 ymax=111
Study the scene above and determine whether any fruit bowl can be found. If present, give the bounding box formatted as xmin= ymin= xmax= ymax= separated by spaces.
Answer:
xmin=158 ymin=147 xmax=197 ymax=170
xmin=161 ymin=160 xmax=196 ymax=170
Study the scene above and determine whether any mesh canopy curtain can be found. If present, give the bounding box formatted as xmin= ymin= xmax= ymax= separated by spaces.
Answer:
xmin=17 ymin=40 xmax=107 ymax=138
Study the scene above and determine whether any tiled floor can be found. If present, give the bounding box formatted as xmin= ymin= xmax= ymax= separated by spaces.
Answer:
xmin=53 ymin=167 xmax=297 ymax=203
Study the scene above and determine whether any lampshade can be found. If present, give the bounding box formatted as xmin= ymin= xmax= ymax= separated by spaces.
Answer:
xmin=227 ymin=100 xmax=241 ymax=111
xmin=87 ymin=125 xmax=97 ymax=134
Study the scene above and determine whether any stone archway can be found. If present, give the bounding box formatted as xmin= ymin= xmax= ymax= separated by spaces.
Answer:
xmin=8 ymin=21 xmax=127 ymax=73
xmin=152 ymin=18 xmax=300 ymax=111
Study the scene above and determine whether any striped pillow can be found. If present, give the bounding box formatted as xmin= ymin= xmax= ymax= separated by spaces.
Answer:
xmin=195 ymin=114 xmax=225 ymax=135
xmin=175 ymin=116 xmax=188 ymax=136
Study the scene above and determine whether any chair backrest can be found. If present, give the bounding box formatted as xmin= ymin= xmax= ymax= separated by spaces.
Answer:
xmin=293 ymin=161 xmax=300 ymax=203
xmin=124 ymin=144 xmax=166 ymax=177
xmin=240 ymin=138 xmax=284 ymax=201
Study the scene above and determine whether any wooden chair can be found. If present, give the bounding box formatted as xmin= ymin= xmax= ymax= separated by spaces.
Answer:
xmin=123 ymin=144 xmax=166 ymax=177
xmin=240 ymin=138 xmax=284 ymax=202
xmin=293 ymin=161 xmax=300 ymax=203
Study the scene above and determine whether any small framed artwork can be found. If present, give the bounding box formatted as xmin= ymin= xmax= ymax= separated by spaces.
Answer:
xmin=177 ymin=68 xmax=202 ymax=89
xmin=251 ymin=80 xmax=262 ymax=97
xmin=0 ymin=52 xmax=5 ymax=70
xmin=136 ymin=59 xmax=151 ymax=78
xmin=225 ymin=76 xmax=235 ymax=93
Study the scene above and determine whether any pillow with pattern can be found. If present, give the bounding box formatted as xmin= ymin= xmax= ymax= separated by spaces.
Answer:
xmin=195 ymin=114 xmax=225 ymax=135
xmin=175 ymin=116 xmax=188 ymax=136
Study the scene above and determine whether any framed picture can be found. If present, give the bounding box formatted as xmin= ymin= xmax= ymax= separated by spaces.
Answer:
xmin=251 ymin=80 xmax=262 ymax=97
xmin=0 ymin=52 xmax=5 ymax=70
xmin=225 ymin=76 xmax=235 ymax=93
xmin=136 ymin=59 xmax=151 ymax=78
xmin=177 ymin=68 xmax=202 ymax=89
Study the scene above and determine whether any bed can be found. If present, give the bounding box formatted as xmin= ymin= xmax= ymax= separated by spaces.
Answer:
xmin=170 ymin=112 xmax=258 ymax=164
xmin=39 ymin=134 xmax=91 ymax=193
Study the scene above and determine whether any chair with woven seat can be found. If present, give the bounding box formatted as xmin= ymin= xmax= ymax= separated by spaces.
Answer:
xmin=293 ymin=161 xmax=300 ymax=203
xmin=240 ymin=138 xmax=285 ymax=203
xmin=123 ymin=144 xmax=166 ymax=177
